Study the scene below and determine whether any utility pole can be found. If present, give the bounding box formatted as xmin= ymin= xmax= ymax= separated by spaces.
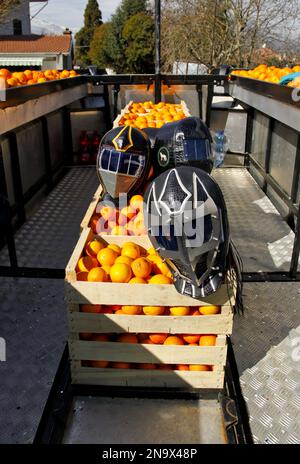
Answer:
xmin=155 ymin=0 xmax=161 ymax=103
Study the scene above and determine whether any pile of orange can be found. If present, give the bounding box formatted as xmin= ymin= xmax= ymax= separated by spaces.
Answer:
xmin=118 ymin=101 xmax=187 ymax=129
xmin=0 ymin=68 xmax=78 ymax=88
xmin=231 ymin=65 xmax=300 ymax=84
xmin=76 ymin=240 xmax=174 ymax=284
xmin=89 ymin=194 xmax=146 ymax=236
xmin=80 ymin=331 xmax=217 ymax=371
xmin=80 ymin=303 xmax=221 ymax=316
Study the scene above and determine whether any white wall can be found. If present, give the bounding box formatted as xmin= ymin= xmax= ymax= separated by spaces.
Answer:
xmin=0 ymin=0 xmax=31 ymax=35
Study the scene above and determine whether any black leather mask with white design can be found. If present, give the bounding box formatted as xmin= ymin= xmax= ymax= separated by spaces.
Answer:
xmin=144 ymin=166 xmax=230 ymax=298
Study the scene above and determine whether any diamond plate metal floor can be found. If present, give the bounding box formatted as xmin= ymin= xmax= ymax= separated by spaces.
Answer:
xmin=0 ymin=278 xmax=67 ymax=444
xmin=233 ymin=282 xmax=300 ymax=444
xmin=0 ymin=167 xmax=99 ymax=269
xmin=213 ymin=168 xmax=298 ymax=272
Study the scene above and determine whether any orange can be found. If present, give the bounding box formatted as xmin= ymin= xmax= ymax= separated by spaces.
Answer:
xmin=90 ymin=215 xmax=101 ymax=234
xmin=199 ymin=305 xmax=221 ymax=315
xmin=164 ymin=336 xmax=184 ymax=345
xmin=91 ymin=360 xmax=109 ymax=368
xmin=110 ymin=305 xmax=122 ymax=312
xmin=110 ymin=262 xmax=132 ymax=283
xmin=87 ymin=267 xmax=107 ymax=282
xmin=24 ymin=70 xmax=33 ymax=80
xmin=143 ymin=338 xmax=155 ymax=344
xmin=77 ymin=256 xmax=98 ymax=272
xmin=99 ymin=205 xmax=117 ymax=222
xmin=131 ymin=257 xmax=152 ymax=278
xmin=152 ymin=256 xmax=172 ymax=278
xmin=120 ymin=206 xmax=136 ymax=221
xmin=37 ymin=77 xmax=47 ymax=84
xmin=149 ymin=333 xmax=168 ymax=344
xmin=6 ymin=78 xmax=18 ymax=87
xmin=121 ymin=244 xmax=140 ymax=260
xmin=121 ymin=305 xmax=142 ymax=315
xmin=81 ymin=304 xmax=102 ymax=313
xmin=77 ymin=271 xmax=88 ymax=281
xmin=92 ymin=334 xmax=110 ymax=342
xmin=115 ymin=255 xmax=133 ymax=266
xmin=183 ymin=334 xmax=201 ymax=344
xmin=199 ymin=335 xmax=217 ymax=346
xmin=115 ymin=309 xmax=125 ymax=314
xmin=97 ymin=247 xmax=118 ymax=266
xmin=85 ymin=240 xmax=105 ymax=257
xmin=111 ymin=362 xmax=131 ymax=369
xmin=111 ymin=225 xmax=127 ymax=235
xmin=130 ymin=194 xmax=144 ymax=211
xmin=143 ymin=306 xmax=165 ymax=316
xmin=117 ymin=213 xmax=128 ymax=226
xmin=147 ymin=247 xmax=157 ymax=255
xmin=176 ymin=364 xmax=189 ymax=371
xmin=189 ymin=365 xmax=211 ymax=371
xmin=148 ymin=275 xmax=173 ymax=285
xmin=158 ymin=364 xmax=173 ymax=370
xmin=0 ymin=69 xmax=11 ymax=79
xmin=129 ymin=277 xmax=147 ymax=284
xmin=169 ymin=306 xmax=190 ymax=316
xmin=101 ymin=265 xmax=112 ymax=276
xmin=117 ymin=333 xmax=138 ymax=343
xmin=138 ymin=363 xmax=157 ymax=370
xmin=107 ymin=244 xmax=121 ymax=255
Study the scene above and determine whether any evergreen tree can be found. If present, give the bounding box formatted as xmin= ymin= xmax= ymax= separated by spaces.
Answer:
xmin=75 ymin=0 xmax=103 ymax=66
xmin=103 ymin=0 xmax=151 ymax=73
xmin=88 ymin=23 xmax=110 ymax=68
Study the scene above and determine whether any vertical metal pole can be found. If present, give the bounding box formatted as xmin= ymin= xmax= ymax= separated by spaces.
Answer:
xmin=205 ymin=83 xmax=213 ymax=127
xmin=0 ymin=145 xmax=18 ymax=268
xmin=263 ymin=118 xmax=274 ymax=194
xmin=155 ymin=0 xmax=162 ymax=103
xmin=41 ymin=116 xmax=53 ymax=192
xmin=113 ymin=84 xmax=120 ymax=120
xmin=244 ymin=108 xmax=254 ymax=168
xmin=8 ymin=131 xmax=26 ymax=227
xmin=290 ymin=206 xmax=300 ymax=278
xmin=62 ymin=108 xmax=74 ymax=166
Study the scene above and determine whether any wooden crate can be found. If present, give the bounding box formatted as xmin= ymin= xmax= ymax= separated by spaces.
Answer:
xmin=65 ymin=228 xmax=234 ymax=389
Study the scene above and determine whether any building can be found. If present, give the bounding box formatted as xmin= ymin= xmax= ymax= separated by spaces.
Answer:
xmin=0 ymin=1 xmax=73 ymax=70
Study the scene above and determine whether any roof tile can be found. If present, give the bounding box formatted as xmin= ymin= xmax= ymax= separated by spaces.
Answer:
xmin=0 ymin=35 xmax=72 ymax=53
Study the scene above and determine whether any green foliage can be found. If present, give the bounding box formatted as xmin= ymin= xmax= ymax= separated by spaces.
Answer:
xmin=88 ymin=23 xmax=111 ymax=68
xmin=98 ymin=0 xmax=154 ymax=73
xmin=75 ymin=0 xmax=103 ymax=66
xmin=122 ymin=13 xmax=155 ymax=73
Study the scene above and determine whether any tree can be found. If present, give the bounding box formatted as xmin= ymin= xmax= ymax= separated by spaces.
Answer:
xmin=75 ymin=0 xmax=103 ymax=66
xmin=161 ymin=0 xmax=300 ymax=70
xmin=0 ymin=0 xmax=20 ymax=22
xmin=88 ymin=23 xmax=110 ymax=68
xmin=122 ymin=12 xmax=155 ymax=73
xmin=102 ymin=0 xmax=151 ymax=73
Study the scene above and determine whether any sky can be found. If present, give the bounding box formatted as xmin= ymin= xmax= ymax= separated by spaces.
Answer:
xmin=30 ymin=0 xmax=122 ymax=30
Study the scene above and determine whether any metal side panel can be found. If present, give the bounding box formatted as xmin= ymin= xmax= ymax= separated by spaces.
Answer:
xmin=213 ymin=168 xmax=299 ymax=272
xmin=0 ymin=278 xmax=67 ymax=444
xmin=0 ymin=167 xmax=99 ymax=269
xmin=233 ymin=282 xmax=300 ymax=444
xmin=62 ymin=396 xmax=227 ymax=444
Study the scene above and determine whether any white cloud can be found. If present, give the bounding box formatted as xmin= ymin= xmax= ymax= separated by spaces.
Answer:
xmin=30 ymin=0 xmax=121 ymax=30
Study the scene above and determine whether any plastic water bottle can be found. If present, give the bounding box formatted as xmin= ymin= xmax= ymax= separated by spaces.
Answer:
xmin=213 ymin=130 xmax=227 ymax=168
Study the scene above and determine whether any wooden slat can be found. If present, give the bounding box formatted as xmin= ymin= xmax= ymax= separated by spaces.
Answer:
xmin=80 ymin=185 xmax=103 ymax=231
xmin=69 ymin=340 xmax=227 ymax=365
xmin=65 ymin=228 xmax=93 ymax=281
xmin=69 ymin=309 xmax=233 ymax=335
xmin=71 ymin=367 xmax=224 ymax=389
xmin=65 ymin=279 xmax=232 ymax=306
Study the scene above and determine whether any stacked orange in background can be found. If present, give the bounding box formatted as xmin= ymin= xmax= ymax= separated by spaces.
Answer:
xmin=0 ymin=68 xmax=78 ymax=87
xmin=231 ymin=64 xmax=300 ymax=84
xmin=117 ymin=101 xmax=188 ymax=129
